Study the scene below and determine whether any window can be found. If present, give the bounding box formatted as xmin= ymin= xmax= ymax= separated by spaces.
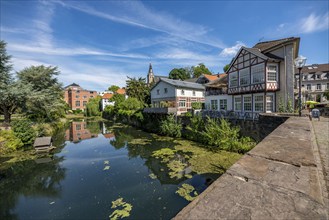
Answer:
xmin=179 ymin=100 xmax=186 ymax=107
xmin=157 ymin=89 xmax=160 ymax=95
xmin=229 ymin=72 xmax=238 ymax=87
xmin=211 ymin=100 xmax=218 ymax=110
xmin=164 ymin=88 xmax=168 ymax=94
xmin=220 ymin=99 xmax=227 ymax=110
xmin=243 ymin=96 xmax=252 ymax=111
xmin=76 ymin=124 xmax=81 ymax=130
xmin=90 ymin=91 xmax=94 ymax=94
xmin=76 ymin=95 xmax=80 ymax=98
xmin=75 ymin=101 xmax=80 ymax=106
xmin=83 ymin=101 xmax=87 ymax=106
xmin=316 ymin=74 xmax=321 ymax=79
xmin=181 ymin=90 xmax=185 ymax=95
xmin=307 ymin=84 xmax=311 ymax=91
xmin=239 ymin=68 xmax=250 ymax=86
xmin=76 ymin=90 xmax=80 ymax=93
xmin=83 ymin=95 xmax=87 ymax=99
xmin=316 ymin=84 xmax=321 ymax=90
xmin=193 ymin=91 xmax=196 ymax=96
xmin=266 ymin=95 xmax=274 ymax=112
xmin=303 ymin=75 xmax=307 ymax=80
xmin=327 ymin=83 xmax=329 ymax=89
xmin=251 ymin=64 xmax=265 ymax=83
xmin=234 ymin=97 xmax=241 ymax=111
xmin=254 ymin=95 xmax=264 ymax=112
xmin=267 ymin=64 xmax=277 ymax=81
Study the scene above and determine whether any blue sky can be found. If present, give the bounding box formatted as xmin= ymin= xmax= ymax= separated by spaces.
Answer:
xmin=1 ymin=0 xmax=328 ymax=91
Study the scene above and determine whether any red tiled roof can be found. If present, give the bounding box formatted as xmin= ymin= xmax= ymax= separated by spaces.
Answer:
xmin=203 ymin=74 xmax=219 ymax=81
xmin=116 ymin=88 xmax=126 ymax=95
xmin=102 ymin=93 xmax=113 ymax=99
xmin=103 ymin=133 xmax=115 ymax=138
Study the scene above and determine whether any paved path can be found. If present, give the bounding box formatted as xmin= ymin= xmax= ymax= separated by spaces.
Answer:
xmin=174 ymin=117 xmax=329 ymax=220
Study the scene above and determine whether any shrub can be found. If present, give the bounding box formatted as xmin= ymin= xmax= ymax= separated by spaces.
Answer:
xmin=191 ymin=102 xmax=202 ymax=110
xmin=185 ymin=111 xmax=192 ymax=117
xmin=0 ymin=130 xmax=24 ymax=153
xmin=11 ymin=119 xmax=36 ymax=147
xmin=160 ymin=114 xmax=182 ymax=138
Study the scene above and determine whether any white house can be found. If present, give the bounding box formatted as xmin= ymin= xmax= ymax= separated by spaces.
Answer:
xmin=226 ymin=37 xmax=300 ymax=114
xmin=205 ymin=74 xmax=233 ymax=111
xmin=101 ymin=93 xmax=114 ymax=110
xmin=299 ymin=63 xmax=329 ymax=102
xmin=148 ymin=78 xmax=205 ymax=115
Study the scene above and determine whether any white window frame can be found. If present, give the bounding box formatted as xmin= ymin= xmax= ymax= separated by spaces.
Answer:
xmin=251 ymin=64 xmax=265 ymax=84
xmin=229 ymin=71 xmax=238 ymax=88
xmin=307 ymin=84 xmax=311 ymax=91
xmin=316 ymin=84 xmax=321 ymax=90
xmin=239 ymin=68 xmax=250 ymax=86
xmin=253 ymin=94 xmax=264 ymax=112
xmin=267 ymin=64 xmax=278 ymax=82
xmin=243 ymin=95 xmax=252 ymax=112
xmin=234 ymin=96 xmax=242 ymax=111
xmin=219 ymin=99 xmax=227 ymax=110
xmin=179 ymin=100 xmax=186 ymax=107
xmin=266 ymin=94 xmax=275 ymax=113
xmin=211 ymin=100 xmax=218 ymax=110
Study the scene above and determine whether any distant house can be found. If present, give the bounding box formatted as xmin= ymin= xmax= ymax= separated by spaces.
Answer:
xmin=205 ymin=74 xmax=232 ymax=111
xmin=101 ymin=88 xmax=127 ymax=110
xmin=185 ymin=74 xmax=220 ymax=84
xmin=146 ymin=78 xmax=205 ymax=115
xmin=64 ymin=83 xmax=98 ymax=111
xmin=226 ymin=37 xmax=300 ymax=114
xmin=299 ymin=63 xmax=329 ymax=102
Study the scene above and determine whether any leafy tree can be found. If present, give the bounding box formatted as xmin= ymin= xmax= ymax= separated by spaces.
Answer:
xmin=108 ymin=85 xmax=120 ymax=93
xmin=0 ymin=41 xmax=30 ymax=124
xmin=11 ymin=119 xmax=36 ymax=147
xmin=223 ymin=64 xmax=230 ymax=72
xmin=192 ymin=63 xmax=212 ymax=78
xmin=126 ymin=77 xmax=150 ymax=105
xmin=85 ymin=96 xmax=102 ymax=117
xmin=17 ymin=65 xmax=66 ymax=122
xmin=117 ymin=97 xmax=144 ymax=117
xmin=110 ymin=94 xmax=125 ymax=105
xmin=323 ymin=90 xmax=329 ymax=100
xmin=169 ymin=68 xmax=191 ymax=80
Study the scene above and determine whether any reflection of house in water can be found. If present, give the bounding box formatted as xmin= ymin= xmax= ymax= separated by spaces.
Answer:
xmin=65 ymin=121 xmax=98 ymax=142
xmin=101 ymin=123 xmax=115 ymax=139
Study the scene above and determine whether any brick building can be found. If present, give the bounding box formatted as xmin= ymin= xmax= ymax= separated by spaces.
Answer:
xmin=64 ymin=83 xmax=98 ymax=110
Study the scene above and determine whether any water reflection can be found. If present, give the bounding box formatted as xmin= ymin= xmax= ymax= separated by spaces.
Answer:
xmin=0 ymin=120 xmax=238 ymax=220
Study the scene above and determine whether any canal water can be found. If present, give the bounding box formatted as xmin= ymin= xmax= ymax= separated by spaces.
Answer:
xmin=0 ymin=120 xmax=241 ymax=220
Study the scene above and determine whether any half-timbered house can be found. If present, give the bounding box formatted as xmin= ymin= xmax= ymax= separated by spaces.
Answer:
xmin=226 ymin=37 xmax=300 ymax=115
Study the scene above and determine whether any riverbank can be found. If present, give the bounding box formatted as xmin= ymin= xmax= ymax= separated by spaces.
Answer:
xmin=174 ymin=117 xmax=329 ymax=219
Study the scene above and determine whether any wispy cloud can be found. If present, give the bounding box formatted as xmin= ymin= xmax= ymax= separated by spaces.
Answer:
xmin=57 ymin=0 xmax=225 ymax=49
xmin=219 ymin=41 xmax=246 ymax=57
xmin=273 ymin=12 xmax=329 ymax=36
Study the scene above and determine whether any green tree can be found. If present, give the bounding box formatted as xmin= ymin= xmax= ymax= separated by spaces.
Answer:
xmin=117 ymin=97 xmax=144 ymax=117
xmin=108 ymin=85 xmax=120 ymax=93
xmin=85 ymin=96 xmax=102 ymax=117
xmin=126 ymin=77 xmax=150 ymax=105
xmin=17 ymin=65 xmax=66 ymax=122
xmin=0 ymin=41 xmax=29 ymax=124
xmin=169 ymin=68 xmax=191 ymax=80
xmin=192 ymin=63 xmax=212 ymax=78
xmin=223 ymin=64 xmax=230 ymax=72
xmin=11 ymin=119 xmax=36 ymax=147
xmin=323 ymin=90 xmax=329 ymax=100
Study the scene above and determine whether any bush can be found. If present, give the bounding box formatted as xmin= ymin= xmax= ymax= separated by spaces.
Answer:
xmin=191 ymin=102 xmax=202 ymax=110
xmin=185 ymin=111 xmax=192 ymax=117
xmin=11 ymin=119 xmax=36 ymax=147
xmin=160 ymin=114 xmax=182 ymax=138
xmin=0 ymin=130 xmax=24 ymax=153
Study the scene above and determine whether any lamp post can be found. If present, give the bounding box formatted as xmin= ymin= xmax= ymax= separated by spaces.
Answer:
xmin=294 ymin=55 xmax=307 ymax=117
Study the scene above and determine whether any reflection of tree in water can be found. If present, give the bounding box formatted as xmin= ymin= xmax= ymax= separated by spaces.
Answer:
xmin=0 ymin=156 xmax=66 ymax=220
xmin=106 ymin=123 xmax=186 ymax=184
xmin=86 ymin=121 xmax=102 ymax=134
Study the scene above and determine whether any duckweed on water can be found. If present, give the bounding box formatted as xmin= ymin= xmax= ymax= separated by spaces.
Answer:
xmin=149 ymin=173 xmax=157 ymax=179
xmin=176 ymin=183 xmax=198 ymax=201
xmin=103 ymin=166 xmax=110 ymax=170
xmin=128 ymin=138 xmax=151 ymax=145
xmin=109 ymin=198 xmax=133 ymax=220
xmin=104 ymin=160 xmax=110 ymax=165
xmin=167 ymin=160 xmax=187 ymax=179
xmin=151 ymin=148 xmax=176 ymax=163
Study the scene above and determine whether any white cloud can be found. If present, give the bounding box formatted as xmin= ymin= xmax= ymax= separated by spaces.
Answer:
xmin=219 ymin=41 xmax=246 ymax=57
xmin=300 ymin=12 xmax=329 ymax=33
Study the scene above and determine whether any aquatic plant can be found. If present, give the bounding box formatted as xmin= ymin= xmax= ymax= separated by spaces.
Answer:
xmin=109 ymin=197 xmax=133 ymax=220
xmin=176 ymin=183 xmax=198 ymax=201
xmin=167 ymin=160 xmax=187 ymax=179
xmin=151 ymin=148 xmax=176 ymax=163
xmin=103 ymin=166 xmax=110 ymax=170
xmin=149 ymin=173 xmax=157 ymax=179
xmin=104 ymin=160 xmax=110 ymax=165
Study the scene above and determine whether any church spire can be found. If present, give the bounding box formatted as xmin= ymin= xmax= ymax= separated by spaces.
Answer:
xmin=147 ymin=63 xmax=154 ymax=85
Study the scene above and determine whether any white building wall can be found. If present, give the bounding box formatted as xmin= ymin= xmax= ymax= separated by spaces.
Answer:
xmin=102 ymin=99 xmax=115 ymax=111
xmin=151 ymin=81 xmax=176 ymax=99
xmin=175 ymin=88 xmax=204 ymax=98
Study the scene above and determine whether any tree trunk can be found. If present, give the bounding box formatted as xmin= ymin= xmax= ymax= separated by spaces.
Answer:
xmin=3 ymin=107 xmax=11 ymax=126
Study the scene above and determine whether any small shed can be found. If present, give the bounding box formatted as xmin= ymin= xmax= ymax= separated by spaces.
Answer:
xmin=33 ymin=137 xmax=54 ymax=152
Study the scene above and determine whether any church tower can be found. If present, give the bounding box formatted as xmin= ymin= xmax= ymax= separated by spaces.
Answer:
xmin=147 ymin=63 xmax=155 ymax=85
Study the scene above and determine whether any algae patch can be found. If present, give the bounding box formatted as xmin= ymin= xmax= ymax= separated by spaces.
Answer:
xmin=109 ymin=197 xmax=133 ymax=220
xmin=176 ymin=183 xmax=198 ymax=201
xmin=149 ymin=173 xmax=157 ymax=179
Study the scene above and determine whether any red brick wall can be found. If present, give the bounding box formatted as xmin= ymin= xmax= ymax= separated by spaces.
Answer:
xmin=64 ymin=86 xmax=97 ymax=110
